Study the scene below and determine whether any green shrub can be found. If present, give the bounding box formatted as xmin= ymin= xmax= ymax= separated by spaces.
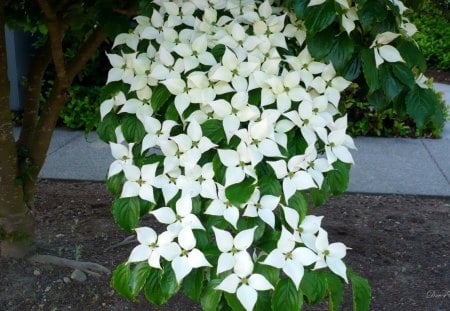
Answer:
xmin=410 ymin=0 xmax=450 ymax=70
xmin=59 ymin=85 xmax=101 ymax=131
xmin=343 ymin=84 xmax=448 ymax=138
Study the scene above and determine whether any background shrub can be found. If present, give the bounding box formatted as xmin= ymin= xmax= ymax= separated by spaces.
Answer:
xmin=409 ymin=0 xmax=450 ymax=71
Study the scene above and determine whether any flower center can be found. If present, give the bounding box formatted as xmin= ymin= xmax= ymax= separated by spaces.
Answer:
xmin=323 ymin=250 xmax=330 ymax=256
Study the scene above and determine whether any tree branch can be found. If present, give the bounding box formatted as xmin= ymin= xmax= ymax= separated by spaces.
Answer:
xmin=17 ymin=39 xmax=52 ymax=148
xmin=67 ymin=27 xmax=107 ymax=82
xmin=29 ymin=254 xmax=111 ymax=276
xmin=35 ymin=0 xmax=68 ymax=88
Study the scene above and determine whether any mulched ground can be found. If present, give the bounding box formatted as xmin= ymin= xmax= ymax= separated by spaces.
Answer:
xmin=0 ymin=180 xmax=449 ymax=311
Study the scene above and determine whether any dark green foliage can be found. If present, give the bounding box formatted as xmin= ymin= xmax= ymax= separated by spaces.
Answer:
xmin=409 ymin=0 xmax=450 ymax=70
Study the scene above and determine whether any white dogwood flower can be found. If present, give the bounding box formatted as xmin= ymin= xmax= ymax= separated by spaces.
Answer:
xmin=218 ymin=142 xmax=257 ymax=186
xmin=151 ymin=195 xmax=205 ymax=235
xmin=312 ymin=228 xmax=349 ymax=283
xmin=141 ymin=117 xmax=178 ymax=153
xmin=173 ymin=34 xmax=217 ymax=71
xmin=106 ymin=52 xmax=136 ymax=85
xmin=212 ymin=226 xmax=257 ymax=274
xmin=216 ymin=252 xmax=273 ymax=311
xmin=262 ymin=226 xmax=317 ymax=289
xmin=100 ymin=91 xmax=127 ymax=120
xmin=316 ymin=126 xmax=355 ymax=164
xmin=176 ymin=163 xmax=217 ymax=199
xmin=210 ymin=48 xmax=259 ymax=83
xmin=268 ymin=158 xmax=316 ymax=201
xmin=121 ymin=163 xmax=159 ymax=203
xmin=170 ymin=120 xmax=217 ymax=168
xmin=243 ymin=189 xmax=279 ymax=228
xmin=205 ymin=186 xmax=241 ymax=228
xmin=108 ymin=142 xmax=134 ymax=178
xmin=171 ymin=226 xmax=212 ymax=283
xmin=163 ymin=1 xmax=196 ymax=27
xmin=310 ymin=64 xmax=351 ymax=107
xmin=370 ymin=32 xmax=405 ymax=68
xmin=128 ymin=227 xmax=180 ymax=269
xmin=283 ymin=206 xmax=323 ymax=249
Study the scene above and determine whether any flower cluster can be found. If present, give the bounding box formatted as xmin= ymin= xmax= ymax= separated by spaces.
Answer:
xmin=100 ymin=0 xmax=374 ymax=310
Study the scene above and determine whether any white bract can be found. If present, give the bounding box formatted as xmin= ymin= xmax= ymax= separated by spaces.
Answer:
xmin=312 ymin=228 xmax=349 ymax=283
xmin=262 ymin=226 xmax=317 ymax=289
xmin=212 ymin=226 xmax=256 ymax=274
xmin=370 ymin=32 xmax=405 ymax=68
xmin=243 ymin=189 xmax=279 ymax=228
xmin=216 ymin=252 xmax=273 ymax=311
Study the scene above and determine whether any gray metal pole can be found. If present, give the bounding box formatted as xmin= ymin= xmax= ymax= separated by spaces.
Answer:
xmin=6 ymin=28 xmax=33 ymax=112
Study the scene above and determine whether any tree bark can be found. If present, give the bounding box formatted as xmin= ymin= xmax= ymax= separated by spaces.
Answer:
xmin=0 ymin=0 xmax=36 ymax=258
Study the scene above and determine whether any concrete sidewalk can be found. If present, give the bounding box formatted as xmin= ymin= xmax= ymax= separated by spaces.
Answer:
xmin=36 ymin=83 xmax=450 ymax=197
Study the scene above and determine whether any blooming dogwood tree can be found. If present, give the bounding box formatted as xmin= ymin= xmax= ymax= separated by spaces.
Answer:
xmin=98 ymin=0 xmax=431 ymax=310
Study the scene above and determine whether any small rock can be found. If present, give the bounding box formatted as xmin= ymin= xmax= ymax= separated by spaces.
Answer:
xmin=70 ymin=269 xmax=87 ymax=282
xmin=33 ymin=269 xmax=41 ymax=276
xmin=45 ymin=286 xmax=51 ymax=292
xmin=63 ymin=277 xmax=71 ymax=284
xmin=55 ymin=234 xmax=65 ymax=238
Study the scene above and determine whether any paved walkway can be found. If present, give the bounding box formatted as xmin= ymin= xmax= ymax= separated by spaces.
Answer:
xmin=34 ymin=83 xmax=450 ymax=197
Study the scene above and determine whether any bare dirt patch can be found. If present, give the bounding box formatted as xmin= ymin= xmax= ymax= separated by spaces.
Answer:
xmin=1 ymin=180 xmax=449 ymax=311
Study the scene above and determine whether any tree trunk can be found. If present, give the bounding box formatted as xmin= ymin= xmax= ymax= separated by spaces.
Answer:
xmin=0 ymin=0 xmax=36 ymax=258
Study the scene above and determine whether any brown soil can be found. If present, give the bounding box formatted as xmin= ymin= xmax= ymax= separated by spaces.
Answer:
xmin=427 ymin=69 xmax=450 ymax=84
xmin=1 ymin=180 xmax=449 ymax=311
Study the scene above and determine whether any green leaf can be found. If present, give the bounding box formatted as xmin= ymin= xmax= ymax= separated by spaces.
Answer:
xmin=151 ymin=85 xmax=172 ymax=113
xmin=325 ymin=272 xmax=344 ymax=311
xmin=248 ymin=89 xmax=261 ymax=106
xmin=304 ymin=0 xmax=336 ymax=34
xmin=254 ymin=263 xmax=279 ymax=286
xmin=271 ymin=278 xmax=302 ymax=311
xmin=144 ymin=269 xmax=167 ymax=305
xmin=111 ymin=263 xmax=132 ymax=299
xmin=99 ymin=13 xmax=131 ymax=39
xmin=310 ymin=179 xmax=329 ymax=207
xmin=380 ymin=67 xmax=403 ymax=101
xmin=201 ymin=279 xmax=223 ymax=311
xmin=406 ymin=86 xmax=439 ymax=129
xmin=225 ymin=178 xmax=256 ymax=207
xmin=349 ymin=270 xmax=371 ymax=311
xmin=106 ymin=172 xmax=125 ymax=196
xmin=97 ymin=112 xmax=119 ymax=142
xmin=212 ymin=154 xmax=226 ymax=184
xmin=357 ymin=0 xmax=387 ymax=31
xmin=138 ymin=0 xmax=153 ymax=16
xmin=258 ymin=175 xmax=282 ymax=197
xmin=182 ymin=268 xmax=204 ymax=301
xmin=307 ymin=27 xmax=337 ymax=60
xmin=301 ymin=270 xmax=327 ymax=305
xmin=342 ymin=54 xmax=361 ymax=81
xmin=254 ymin=291 xmax=272 ymax=311
xmin=392 ymin=63 xmax=415 ymax=88
xmin=257 ymin=228 xmax=281 ymax=253
xmin=211 ymin=44 xmax=226 ymax=62
xmin=112 ymin=197 xmax=140 ymax=232
xmin=360 ymin=49 xmax=380 ymax=93
xmin=292 ymin=0 xmax=309 ymax=19
xmin=160 ymin=264 xmax=179 ymax=300
xmin=326 ymin=33 xmax=355 ymax=74
xmin=327 ymin=161 xmax=350 ymax=196
xmin=287 ymin=191 xmax=308 ymax=221
xmin=396 ymin=39 xmax=426 ymax=72
xmin=164 ymin=102 xmax=180 ymax=121
xmin=130 ymin=262 xmax=152 ymax=298
xmin=224 ymin=293 xmax=245 ymax=311
xmin=202 ymin=119 xmax=226 ymax=144
xmin=122 ymin=114 xmax=145 ymax=143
